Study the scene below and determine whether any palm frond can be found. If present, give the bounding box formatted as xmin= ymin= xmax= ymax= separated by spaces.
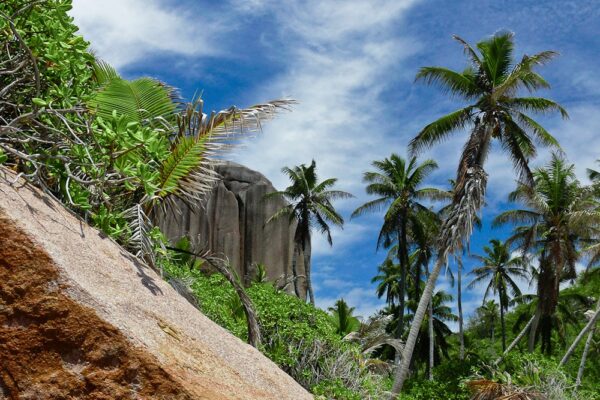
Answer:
xmin=124 ymin=203 xmax=154 ymax=261
xmin=89 ymin=77 xmax=177 ymax=126
xmin=409 ymin=106 xmax=473 ymax=154
xmin=415 ymin=67 xmax=479 ymax=99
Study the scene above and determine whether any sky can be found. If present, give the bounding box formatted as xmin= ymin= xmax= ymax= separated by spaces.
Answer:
xmin=70 ymin=0 xmax=600 ymax=328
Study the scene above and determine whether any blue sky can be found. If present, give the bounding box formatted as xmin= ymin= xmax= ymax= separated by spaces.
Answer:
xmin=71 ymin=0 xmax=600 ymax=327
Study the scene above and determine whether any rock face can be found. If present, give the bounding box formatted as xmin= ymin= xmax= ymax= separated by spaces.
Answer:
xmin=157 ymin=161 xmax=307 ymax=298
xmin=0 ymin=169 xmax=312 ymax=400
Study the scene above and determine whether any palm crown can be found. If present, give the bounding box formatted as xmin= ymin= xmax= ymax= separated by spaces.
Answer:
xmin=411 ymin=32 xmax=567 ymax=187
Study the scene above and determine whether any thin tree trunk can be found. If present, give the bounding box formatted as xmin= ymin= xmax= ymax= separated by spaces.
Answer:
xmin=495 ymin=314 xmax=535 ymax=365
xmin=428 ymin=295 xmax=434 ymax=381
xmin=576 ymin=324 xmax=595 ymax=389
xmin=457 ymin=256 xmax=465 ymax=360
xmin=205 ymin=258 xmax=261 ymax=348
xmin=303 ymin=236 xmax=314 ymax=305
xmin=528 ymin=307 xmax=541 ymax=352
xmin=500 ymin=295 xmax=506 ymax=352
xmin=396 ymin=223 xmax=407 ymax=342
xmin=560 ymin=298 xmax=600 ymax=367
xmin=426 ymin=262 xmax=434 ymax=381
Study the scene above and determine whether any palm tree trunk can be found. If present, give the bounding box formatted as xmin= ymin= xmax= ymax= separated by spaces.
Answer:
xmin=428 ymin=297 xmax=434 ymax=381
xmin=494 ymin=314 xmax=535 ymax=365
xmin=425 ymin=261 xmax=434 ymax=381
xmin=457 ymin=256 xmax=465 ymax=360
xmin=397 ymin=222 xmax=408 ymax=342
xmin=528 ymin=307 xmax=541 ymax=352
xmin=389 ymin=133 xmax=488 ymax=397
xmin=575 ymin=324 xmax=596 ymax=389
xmin=560 ymin=298 xmax=600 ymax=367
xmin=303 ymin=236 xmax=314 ymax=305
xmin=391 ymin=255 xmax=444 ymax=396
xmin=500 ymin=295 xmax=506 ymax=352
xmin=291 ymin=241 xmax=300 ymax=298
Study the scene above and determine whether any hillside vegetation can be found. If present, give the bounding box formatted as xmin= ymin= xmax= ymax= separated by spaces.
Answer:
xmin=0 ymin=1 xmax=598 ymax=399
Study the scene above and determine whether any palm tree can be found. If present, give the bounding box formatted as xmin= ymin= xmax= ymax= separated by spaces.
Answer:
xmin=495 ymin=154 xmax=596 ymax=353
xmin=353 ymin=154 xmax=444 ymax=343
xmin=372 ymin=257 xmax=403 ymax=308
xmin=391 ymin=32 xmax=566 ymax=395
xmin=267 ymin=161 xmax=352 ymax=304
xmin=469 ymin=239 xmax=528 ymax=351
xmin=329 ymin=298 xmax=361 ymax=337
xmin=584 ymin=161 xmax=600 ymax=269
xmin=404 ymin=289 xmax=458 ymax=378
xmin=511 ymin=290 xmax=592 ymax=353
xmin=477 ymin=300 xmax=500 ymax=343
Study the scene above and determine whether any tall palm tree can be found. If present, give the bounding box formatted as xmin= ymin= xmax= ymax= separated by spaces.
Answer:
xmin=329 ymin=298 xmax=361 ymax=337
xmin=353 ymin=154 xmax=444 ymax=343
xmin=267 ymin=160 xmax=352 ymax=304
xmin=469 ymin=239 xmax=528 ymax=351
xmin=391 ymin=32 xmax=566 ymax=395
xmin=495 ymin=154 xmax=596 ymax=353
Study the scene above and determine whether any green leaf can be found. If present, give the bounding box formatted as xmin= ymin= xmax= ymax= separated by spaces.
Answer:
xmin=32 ymin=98 xmax=47 ymax=107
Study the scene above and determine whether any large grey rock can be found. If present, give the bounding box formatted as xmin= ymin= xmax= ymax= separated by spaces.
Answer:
xmin=157 ymin=161 xmax=307 ymax=298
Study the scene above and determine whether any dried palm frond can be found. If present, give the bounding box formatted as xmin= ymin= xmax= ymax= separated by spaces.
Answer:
xmin=467 ymin=379 xmax=545 ymax=400
xmin=123 ymin=203 xmax=154 ymax=261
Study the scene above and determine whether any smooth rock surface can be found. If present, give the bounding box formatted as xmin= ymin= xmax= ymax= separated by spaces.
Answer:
xmin=0 ymin=168 xmax=312 ymax=400
xmin=157 ymin=161 xmax=307 ymax=298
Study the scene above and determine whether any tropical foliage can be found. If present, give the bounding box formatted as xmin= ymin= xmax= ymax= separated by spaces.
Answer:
xmin=391 ymin=31 xmax=570 ymax=395
xmin=1 ymin=4 xmax=599 ymax=399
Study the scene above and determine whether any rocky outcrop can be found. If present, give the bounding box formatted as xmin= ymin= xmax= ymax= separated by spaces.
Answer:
xmin=0 ymin=169 xmax=312 ymax=400
xmin=157 ymin=161 xmax=307 ymax=298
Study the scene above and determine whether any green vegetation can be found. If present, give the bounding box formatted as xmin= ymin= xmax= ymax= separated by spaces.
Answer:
xmin=0 ymin=3 xmax=598 ymax=399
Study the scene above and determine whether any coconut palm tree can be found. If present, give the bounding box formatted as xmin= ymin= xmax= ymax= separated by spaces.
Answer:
xmin=511 ymin=290 xmax=592 ymax=354
xmin=477 ymin=300 xmax=500 ymax=343
xmin=495 ymin=154 xmax=597 ymax=353
xmin=404 ymin=289 xmax=458 ymax=378
xmin=391 ymin=32 xmax=566 ymax=395
xmin=469 ymin=239 xmax=529 ymax=351
xmin=266 ymin=161 xmax=352 ymax=304
xmin=329 ymin=298 xmax=361 ymax=337
xmin=353 ymin=154 xmax=445 ymax=342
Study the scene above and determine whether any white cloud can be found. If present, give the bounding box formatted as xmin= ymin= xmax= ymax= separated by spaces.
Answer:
xmin=70 ymin=0 xmax=220 ymax=69
xmin=230 ymin=0 xmax=421 ymax=254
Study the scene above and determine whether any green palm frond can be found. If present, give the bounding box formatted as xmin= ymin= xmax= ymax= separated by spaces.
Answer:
xmin=92 ymin=58 xmax=120 ymax=86
xmin=89 ymin=77 xmax=177 ymax=126
xmin=415 ymin=66 xmax=479 ymax=98
xmin=162 ymin=98 xmax=295 ymax=204
xmin=409 ymin=106 xmax=473 ymax=154
xmin=157 ymin=135 xmax=211 ymax=201
xmin=507 ymin=97 xmax=568 ymax=118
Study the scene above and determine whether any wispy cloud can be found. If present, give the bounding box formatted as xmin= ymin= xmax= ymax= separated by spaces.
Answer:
xmin=70 ymin=0 xmax=221 ymax=69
